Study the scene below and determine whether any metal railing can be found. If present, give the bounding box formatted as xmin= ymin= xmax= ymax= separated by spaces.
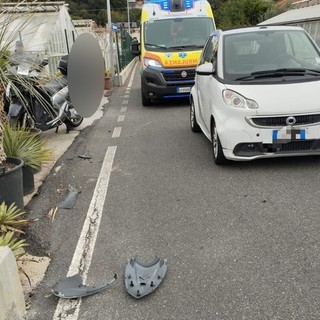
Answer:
xmin=115 ymin=24 xmax=135 ymax=72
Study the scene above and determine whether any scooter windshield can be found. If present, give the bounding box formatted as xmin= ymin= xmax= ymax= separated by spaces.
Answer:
xmin=9 ymin=51 xmax=45 ymax=76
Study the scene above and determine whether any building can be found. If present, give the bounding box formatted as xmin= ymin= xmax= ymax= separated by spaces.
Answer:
xmin=0 ymin=1 xmax=77 ymax=74
xmin=260 ymin=1 xmax=320 ymax=46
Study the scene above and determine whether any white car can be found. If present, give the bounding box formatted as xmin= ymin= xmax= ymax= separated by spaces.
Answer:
xmin=190 ymin=26 xmax=320 ymax=164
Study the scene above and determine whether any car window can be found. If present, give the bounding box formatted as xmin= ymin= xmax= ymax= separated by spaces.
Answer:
xmin=199 ymin=34 xmax=218 ymax=65
xmin=223 ymin=30 xmax=320 ymax=82
xmin=285 ymin=32 xmax=320 ymax=66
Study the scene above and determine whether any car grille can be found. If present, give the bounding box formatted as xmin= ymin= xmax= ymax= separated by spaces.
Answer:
xmin=234 ymin=140 xmax=320 ymax=157
xmin=263 ymin=140 xmax=320 ymax=153
xmin=249 ymin=114 xmax=320 ymax=127
xmin=162 ymin=69 xmax=195 ymax=86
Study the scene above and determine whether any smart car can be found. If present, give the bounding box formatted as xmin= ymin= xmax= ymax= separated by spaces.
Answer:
xmin=190 ymin=26 xmax=320 ymax=164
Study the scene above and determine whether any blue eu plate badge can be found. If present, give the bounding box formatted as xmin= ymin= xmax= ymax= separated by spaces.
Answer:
xmin=273 ymin=127 xmax=306 ymax=143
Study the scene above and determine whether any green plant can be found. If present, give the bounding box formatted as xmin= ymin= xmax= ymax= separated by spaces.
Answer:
xmin=3 ymin=124 xmax=52 ymax=171
xmin=0 ymin=201 xmax=30 ymax=234
xmin=0 ymin=231 xmax=28 ymax=259
xmin=0 ymin=2 xmax=49 ymax=172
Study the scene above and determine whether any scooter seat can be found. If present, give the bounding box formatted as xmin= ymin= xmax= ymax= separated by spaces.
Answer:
xmin=41 ymin=76 xmax=67 ymax=95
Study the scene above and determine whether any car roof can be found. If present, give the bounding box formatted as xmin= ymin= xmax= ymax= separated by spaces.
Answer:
xmin=214 ymin=25 xmax=305 ymax=36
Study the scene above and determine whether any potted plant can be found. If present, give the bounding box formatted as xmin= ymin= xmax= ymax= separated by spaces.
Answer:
xmin=3 ymin=124 xmax=52 ymax=195
xmin=0 ymin=5 xmax=46 ymax=207
xmin=104 ymin=68 xmax=111 ymax=90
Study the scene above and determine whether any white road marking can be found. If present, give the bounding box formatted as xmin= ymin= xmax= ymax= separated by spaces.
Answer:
xmin=53 ymin=146 xmax=117 ymax=320
xmin=117 ymin=115 xmax=125 ymax=122
xmin=53 ymin=61 xmax=137 ymax=320
xmin=128 ymin=63 xmax=136 ymax=88
xmin=124 ymin=94 xmax=129 ymax=99
xmin=112 ymin=127 xmax=122 ymax=138
xmin=121 ymin=107 xmax=127 ymax=113
xmin=122 ymin=100 xmax=128 ymax=104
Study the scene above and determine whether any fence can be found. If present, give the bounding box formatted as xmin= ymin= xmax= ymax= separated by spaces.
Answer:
xmin=115 ymin=24 xmax=135 ymax=72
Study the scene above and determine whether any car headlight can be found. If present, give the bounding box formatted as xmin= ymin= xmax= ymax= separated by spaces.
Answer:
xmin=144 ymin=58 xmax=162 ymax=68
xmin=222 ymin=90 xmax=258 ymax=109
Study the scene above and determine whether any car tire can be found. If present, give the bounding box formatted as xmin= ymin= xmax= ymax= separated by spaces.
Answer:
xmin=190 ymin=99 xmax=201 ymax=132
xmin=211 ymin=120 xmax=228 ymax=165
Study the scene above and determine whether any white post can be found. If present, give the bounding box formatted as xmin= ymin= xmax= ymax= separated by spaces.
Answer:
xmin=127 ymin=0 xmax=131 ymax=34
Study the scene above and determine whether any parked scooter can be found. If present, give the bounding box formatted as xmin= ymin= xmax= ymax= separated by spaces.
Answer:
xmin=6 ymin=52 xmax=83 ymax=133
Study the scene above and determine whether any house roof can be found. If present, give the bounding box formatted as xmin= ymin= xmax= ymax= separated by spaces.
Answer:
xmin=0 ymin=4 xmax=76 ymax=54
xmin=259 ymin=3 xmax=320 ymax=25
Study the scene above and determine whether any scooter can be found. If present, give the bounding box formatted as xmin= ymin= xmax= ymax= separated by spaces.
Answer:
xmin=6 ymin=52 xmax=83 ymax=133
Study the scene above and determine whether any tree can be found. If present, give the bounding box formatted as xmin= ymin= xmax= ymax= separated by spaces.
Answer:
xmin=216 ymin=0 xmax=272 ymax=29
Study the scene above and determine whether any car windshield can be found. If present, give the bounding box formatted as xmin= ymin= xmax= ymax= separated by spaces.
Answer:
xmin=223 ymin=30 xmax=320 ymax=82
xmin=144 ymin=17 xmax=214 ymax=51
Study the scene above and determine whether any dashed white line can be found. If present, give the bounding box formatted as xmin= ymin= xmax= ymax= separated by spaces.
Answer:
xmin=121 ymin=107 xmax=127 ymax=113
xmin=117 ymin=115 xmax=125 ymax=122
xmin=53 ymin=146 xmax=117 ymax=320
xmin=122 ymin=100 xmax=128 ymax=104
xmin=112 ymin=127 xmax=122 ymax=138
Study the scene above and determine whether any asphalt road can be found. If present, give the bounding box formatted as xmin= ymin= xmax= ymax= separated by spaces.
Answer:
xmin=26 ymin=65 xmax=320 ymax=320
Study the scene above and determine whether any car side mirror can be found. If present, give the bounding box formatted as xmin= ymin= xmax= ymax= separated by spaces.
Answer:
xmin=130 ymin=38 xmax=140 ymax=56
xmin=196 ymin=63 xmax=215 ymax=76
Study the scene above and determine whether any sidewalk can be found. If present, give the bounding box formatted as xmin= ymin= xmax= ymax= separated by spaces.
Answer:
xmin=23 ymin=93 xmax=108 ymax=207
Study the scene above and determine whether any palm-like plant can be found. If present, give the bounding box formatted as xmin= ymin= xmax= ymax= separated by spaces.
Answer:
xmin=0 ymin=1 xmax=51 ymax=173
xmin=3 ymin=124 xmax=52 ymax=171
xmin=0 ymin=201 xmax=30 ymax=234
xmin=0 ymin=231 xmax=28 ymax=259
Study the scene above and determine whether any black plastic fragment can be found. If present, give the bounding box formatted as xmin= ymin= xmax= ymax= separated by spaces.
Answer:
xmin=125 ymin=256 xmax=168 ymax=299
xmin=52 ymin=273 xmax=117 ymax=299
xmin=58 ymin=185 xmax=81 ymax=209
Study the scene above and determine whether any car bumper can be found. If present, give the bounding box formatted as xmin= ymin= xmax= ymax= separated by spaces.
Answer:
xmin=142 ymin=67 xmax=194 ymax=100
xmin=218 ymin=116 xmax=320 ymax=161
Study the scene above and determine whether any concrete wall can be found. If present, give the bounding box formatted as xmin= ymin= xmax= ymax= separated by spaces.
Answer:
xmin=0 ymin=246 xmax=26 ymax=320
xmin=118 ymin=57 xmax=138 ymax=86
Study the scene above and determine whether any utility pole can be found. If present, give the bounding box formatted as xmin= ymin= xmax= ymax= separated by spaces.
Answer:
xmin=106 ymin=0 xmax=114 ymax=84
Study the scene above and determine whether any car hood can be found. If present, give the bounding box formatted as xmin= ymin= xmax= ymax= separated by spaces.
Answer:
xmin=226 ymin=80 xmax=320 ymax=115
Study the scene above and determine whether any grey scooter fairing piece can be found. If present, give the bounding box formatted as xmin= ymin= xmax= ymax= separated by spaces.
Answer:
xmin=78 ymin=151 xmax=92 ymax=159
xmin=125 ymin=256 xmax=168 ymax=299
xmin=58 ymin=185 xmax=81 ymax=209
xmin=52 ymin=273 xmax=117 ymax=299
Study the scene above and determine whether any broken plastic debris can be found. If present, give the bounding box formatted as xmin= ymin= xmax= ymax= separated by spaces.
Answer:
xmin=78 ymin=151 xmax=92 ymax=159
xmin=58 ymin=185 xmax=81 ymax=209
xmin=52 ymin=273 xmax=117 ymax=299
xmin=125 ymin=256 xmax=167 ymax=299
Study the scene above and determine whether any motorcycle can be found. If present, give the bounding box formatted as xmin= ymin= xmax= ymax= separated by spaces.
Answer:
xmin=6 ymin=52 xmax=83 ymax=133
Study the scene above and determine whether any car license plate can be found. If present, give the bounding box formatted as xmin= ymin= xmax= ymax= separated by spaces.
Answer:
xmin=273 ymin=127 xmax=306 ymax=143
xmin=177 ymin=87 xmax=191 ymax=93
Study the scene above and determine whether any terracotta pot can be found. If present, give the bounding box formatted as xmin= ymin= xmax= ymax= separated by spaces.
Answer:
xmin=104 ymin=77 xmax=111 ymax=90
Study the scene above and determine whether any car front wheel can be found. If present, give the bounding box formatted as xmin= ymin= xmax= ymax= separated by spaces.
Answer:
xmin=190 ymin=99 xmax=201 ymax=132
xmin=211 ymin=120 xmax=227 ymax=165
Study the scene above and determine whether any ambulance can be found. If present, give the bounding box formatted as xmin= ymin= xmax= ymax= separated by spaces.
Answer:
xmin=131 ymin=0 xmax=215 ymax=106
